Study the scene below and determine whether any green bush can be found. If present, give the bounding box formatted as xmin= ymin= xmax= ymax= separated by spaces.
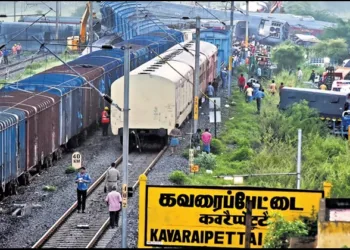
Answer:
xmin=169 ymin=171 xmax=187 ymax=185
xmin=210 ymin=138 xmax=225 ymax=155
xmin=193 ymin=152 xmax=216 ymax=170
xmin=230 ymin=146 xmax=255 ymax=161
xmin=182 ymin=147 xmax=199 ymax=159
xmin=264 ymin=213 xmax=308 ymax=248
xmin=65 ymin=165 xmax=77 ymax=174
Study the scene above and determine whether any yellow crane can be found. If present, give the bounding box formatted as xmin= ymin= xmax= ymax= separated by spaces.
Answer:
xmin=67 ymin=2 xmax=95 ymax=51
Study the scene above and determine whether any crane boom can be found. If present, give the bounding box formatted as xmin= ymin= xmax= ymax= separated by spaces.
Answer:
xmin=80 ymin=2 xmax=91 ymax=44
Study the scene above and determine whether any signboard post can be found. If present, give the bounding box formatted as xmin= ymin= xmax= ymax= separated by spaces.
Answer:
xmin=122 ymin=184 xmax=128 ymax=208
xmin=138 ymin=175 xmax=326 ymax=248
xmin=72 ymin=152 xmax=82 ymax=169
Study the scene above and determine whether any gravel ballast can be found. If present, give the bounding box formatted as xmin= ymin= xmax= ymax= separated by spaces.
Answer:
xmin=106 ymin=84 xmax=234 ymax=248
xmin=0 ymin=128 xmax=121 ymax=248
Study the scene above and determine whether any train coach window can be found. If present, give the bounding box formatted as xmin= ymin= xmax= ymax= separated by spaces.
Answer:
xmin=306 ymin=95 xmax=316 ymax=103
xmin=287 ymin=94 xmax=296 ymax=99
xmin=330 ymin=97 xmax=340 ymax=104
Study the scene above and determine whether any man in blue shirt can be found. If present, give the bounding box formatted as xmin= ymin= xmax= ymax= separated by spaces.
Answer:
xmin=255 ymin=89 xmax=265 ymax=114
xmin=75 ymin=167 xmax=92 ymax=213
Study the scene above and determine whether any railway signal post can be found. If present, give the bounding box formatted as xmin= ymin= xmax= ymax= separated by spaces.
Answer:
xmin=194 ymin=16 xmax=200 ymax=134
xmin=121 ymin=44 xmax=131 ymax=248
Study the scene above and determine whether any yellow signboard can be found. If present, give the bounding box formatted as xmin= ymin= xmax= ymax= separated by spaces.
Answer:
xmin=141 ymin=185 xmax=323 ymax=248
xmin=194 ymin=96 xmax=199 ymax=120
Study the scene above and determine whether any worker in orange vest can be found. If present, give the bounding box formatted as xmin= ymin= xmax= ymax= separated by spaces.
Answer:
xmin=101 ymin=106 xmax=110 ymax=136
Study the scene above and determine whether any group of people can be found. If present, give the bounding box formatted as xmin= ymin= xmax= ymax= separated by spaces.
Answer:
xmin=75 ymin=163 xmax=122 ymax=229
xmin=168 ymin=124 xmax=213 ymax=155
xmin=0 ymin=43 xmax=22 ymax=65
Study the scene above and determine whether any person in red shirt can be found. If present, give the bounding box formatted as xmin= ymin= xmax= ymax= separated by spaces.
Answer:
xmin=238 ymin=74 xmax=246 ymax=92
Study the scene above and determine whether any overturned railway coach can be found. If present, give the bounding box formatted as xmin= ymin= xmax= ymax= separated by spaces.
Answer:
xmin=279 ymin=87 xmax=350 ymax=122
xmin=111 ymin=40 xmax=217 ymax=149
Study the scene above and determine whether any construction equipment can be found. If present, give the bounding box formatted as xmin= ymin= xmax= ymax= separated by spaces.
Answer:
xmin=67 ymin=2 xmax=94 ymax=51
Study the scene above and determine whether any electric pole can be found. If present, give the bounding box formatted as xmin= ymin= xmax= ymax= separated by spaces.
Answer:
xmin=14 ymin=1 xmax=16 ymax=22
xmin=227 ymin=1 xmax=234 ymax=98
xmin=245 ymin=1 xmax=249 ymax=48
xmin=56 ymin=1 xmax=59 ymax=41
xmin=121 ymin=45 xmax=131 ymax=249
xmin=193 ymin=16 xmax=200 ymax=134
xmin=89 ymin=1 xmax=93 ymax=53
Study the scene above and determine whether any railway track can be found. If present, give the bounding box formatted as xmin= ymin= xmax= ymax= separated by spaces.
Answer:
xmin=0 ymin=52 xmax=51 ymax=79
xmin=31 ymin=146 xmax=167 ymax=249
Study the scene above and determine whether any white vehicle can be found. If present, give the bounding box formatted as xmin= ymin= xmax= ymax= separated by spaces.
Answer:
xmin=331 ymin=80 xmax=350 ymax=92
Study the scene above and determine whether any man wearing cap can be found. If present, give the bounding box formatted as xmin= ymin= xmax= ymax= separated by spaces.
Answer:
xmin=75 ymin=167 xmax=92 ymax=213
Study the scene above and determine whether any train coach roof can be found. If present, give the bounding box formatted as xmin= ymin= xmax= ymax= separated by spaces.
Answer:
xmin=128 ymin=40 xmax=216 ymax=83
xmin=69 ymin=54 xmax=122 ymax=72
xmin=282 ymin=87 xmax=348 ymax=96
xmin=10 ymin=73 xmax=85 ymax=96
xmin=0 ymin=89 xmax=59 ymax=118
xmin=0 ymin=107 xmax=26 ymax=131
xmin=42 ymin=64 xmax=105 ymax=83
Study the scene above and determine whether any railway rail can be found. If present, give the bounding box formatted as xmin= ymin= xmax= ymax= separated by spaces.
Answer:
xmin=31 ymin=146 xmax=167 ymax=248
xmin=0 ymin=52 xmax=51 ymax=79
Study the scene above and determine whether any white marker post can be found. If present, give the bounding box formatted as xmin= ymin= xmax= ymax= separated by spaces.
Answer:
xmin=72 ymin=152 xmax=82 ymax=169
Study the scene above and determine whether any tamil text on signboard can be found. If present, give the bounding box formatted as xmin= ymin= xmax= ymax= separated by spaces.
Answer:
xmin=142 ymin=186 xmax=323 ymax=248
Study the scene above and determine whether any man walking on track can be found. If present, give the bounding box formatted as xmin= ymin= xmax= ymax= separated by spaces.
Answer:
xmin=75 ymin=167 xmax=92 ymax=213
xmin=105 ymin=185 xmax=122 ymax=229
xmin=101 ymin=106 xmax=110 ymax=136
xmin=105 ymin=162 xmax=120 ymax=193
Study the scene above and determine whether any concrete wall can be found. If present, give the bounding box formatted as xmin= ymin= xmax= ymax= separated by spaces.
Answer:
xmin=317 ymin=198 xmax=350 ymax=248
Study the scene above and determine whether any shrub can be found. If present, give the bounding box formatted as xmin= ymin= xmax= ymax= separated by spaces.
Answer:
xmin=193 ymin=152 xmax=216 ymax=170
xmin=210 ymin=138 xmax=225 ymax=154
xmin=182 ymin=147 xmax=199 ymax=159
xmin=230 ymin=146 xmax=254 ymax=161
xmin=65 ymin=165 xmax=77 ymax=174
xmin=264 ymin=213 xmax=308 ymax=248
xmin=169 ymin=171 xmax=187 ymax=185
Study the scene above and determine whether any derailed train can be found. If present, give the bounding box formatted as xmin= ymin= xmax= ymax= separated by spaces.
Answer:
xmin=110 ymin=40 xmax=218 ymax=149
xmin=0 ymin=30 xmax=184 ymax=198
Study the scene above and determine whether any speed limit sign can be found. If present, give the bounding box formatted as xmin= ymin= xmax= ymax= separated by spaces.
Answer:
xmin=72 ymin=152 xmax=82 ymax=169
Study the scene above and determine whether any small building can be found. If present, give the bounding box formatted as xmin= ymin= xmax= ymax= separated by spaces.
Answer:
xmin=317 ymin=198 xmax=350 ymax=248
xmin=291 ymin=33 xmax=320 ymax=47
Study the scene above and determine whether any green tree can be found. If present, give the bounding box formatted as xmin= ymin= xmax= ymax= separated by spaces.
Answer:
xmin=271 ymin=42 xmax=305 ymax=70
xmin=312 ymin=38 xmax=348 ymax=64
xmin=321 ymin=19 xmax=350 ymax=45
xmin=284 ymin=2 xmax=340 ymax=23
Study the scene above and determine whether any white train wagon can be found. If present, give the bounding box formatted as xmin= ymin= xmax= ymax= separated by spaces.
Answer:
xmin=110 ymin=40 xmax=218 ymax=150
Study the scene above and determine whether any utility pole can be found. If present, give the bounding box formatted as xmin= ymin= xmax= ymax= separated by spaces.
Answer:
xmin=89 ymin=1 xmax=93 ymax=53
xmin=56 ymin=1 xmax=59 ymax=41
xmin=244 ymin=200 xmax=252 ymax=248
xmin=245 ymin=1 xmax=249 ymax=48
xmin=297 ymin=129 xmax=302 ymax=189
xmin=227 ymin=1 xmax=234 ymax=97
xmin=121 ymin=45 xmax=131 ymax=249
xmin=14 ymin=1 xmax=16 ymax=22
xmin=193 ymin=16 xmax=200 ymax=134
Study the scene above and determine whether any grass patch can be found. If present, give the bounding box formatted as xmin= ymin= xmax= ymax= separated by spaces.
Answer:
xmin=185 ymin=69 xmax=350 ymax=198
xmin=43 ymin=185 xmax=57 ymax=192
